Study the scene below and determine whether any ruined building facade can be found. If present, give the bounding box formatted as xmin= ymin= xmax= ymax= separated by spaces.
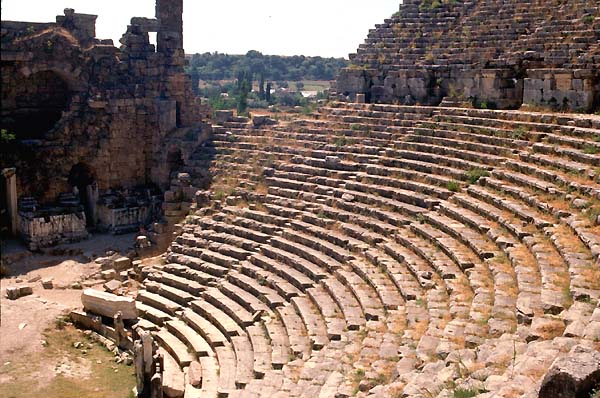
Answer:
xmin=1 ymin=0 xmax=209 ymax=246
xmin=336 ymin=0 xmax=600 ymax=111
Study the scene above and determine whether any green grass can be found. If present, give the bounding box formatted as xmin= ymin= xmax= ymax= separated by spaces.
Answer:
xmin=453 ymin=387 xmax=482 ymax=398
xmin=466 ymin=168 xmax=490 ymax=184
xmin=446 ymin=181 xmax=460 ymax=192
xmin=583 ymin=145 xmax=599 ymax=155
xmin=512 ymin=126 xmax=528 ymax=140
xmin=582 ymin=15 xmax=595 ymax=24
xmin=0 ymin=324 xmax=135 ymax=398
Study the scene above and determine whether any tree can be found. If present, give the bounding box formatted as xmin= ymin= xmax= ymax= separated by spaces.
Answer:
xmin=259 ymin=74 xmax=266 ymax=100
xmin=237 ymin=78 xmax=251 ymax=115
xmin=265 ymin=82 xmax=272 ymax=103
xmin=295 ymin=81 xmax=305 ymax=92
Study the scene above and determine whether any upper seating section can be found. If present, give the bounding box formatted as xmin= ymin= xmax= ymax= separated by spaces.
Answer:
xmin=336 ymin=0 xmax=600 ymax=112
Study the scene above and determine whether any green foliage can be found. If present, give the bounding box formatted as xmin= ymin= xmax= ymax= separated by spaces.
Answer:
xmin=446 ymin=181 xmax=460 ymax=192
xmin=301 ymin=103 xmax=317 ymax=116
xmin=265 ymin=82 xmax=272 ymax=103
xmin=1 ymin=129 xmax=16 ymax=143
xmin=512 ymin=126 xmax=527 ymax=140
xmin=582 ymin=15 xmax=594 ymax=24
xmin=453 ymin=387 xmax=481 ymax=398
xmin=583 ymin=145 xmax=599 ymax=155
xmin=188 ymin=50 xmax=348 ymax=82
xmin=419 ymin=0 xmax=443 ymax=10
xmin=334 ymin=136 xmax=348 ymax=147
xmin=466 ymin=168 xmax=490 ymax=184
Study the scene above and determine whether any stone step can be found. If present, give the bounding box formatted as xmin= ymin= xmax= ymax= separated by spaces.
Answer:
xmin=166 ymin=319 xmax=213 ymax=358
xmin=155 ymin=329 xmax=195 ymax=368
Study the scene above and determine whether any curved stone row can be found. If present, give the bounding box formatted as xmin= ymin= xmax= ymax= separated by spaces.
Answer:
xmin=138 ymin=102 xmax=600 ymax=398
xmin=351 ymin=0 xmax=598 ymax=70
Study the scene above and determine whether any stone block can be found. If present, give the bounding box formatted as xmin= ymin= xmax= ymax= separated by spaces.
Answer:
xmin=188 ymin=360 xmax=203 ymax=388
xmin=114 ymin=257 xmax=132 ymax=271
xmin=101 ymin=269 xmax=117 ymax=280
xmin=5 ymin=285 xmax=33 ymax=300
xmin=81 ymin=289 xmax=138 ymax=320
xmin=103 ymin=279 xmax=122 ymax=293
xmin=539 ymin=345 xmax=600 ymax=398
xmin=41 ymin=278 xmax=54 ymax=289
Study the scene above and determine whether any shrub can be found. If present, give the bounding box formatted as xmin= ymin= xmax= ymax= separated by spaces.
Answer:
xmin=582 ymin=15 xmax=594 ymax=24
xmin=453 ymin=387 xmax=481 ymax=398
xmin=466 ymin=168 xmax=490 ymax=184
xmin=446 ymin=181 xmax=460 ymax=192
xmin=1 ymin=129 xmax=16 ymax=143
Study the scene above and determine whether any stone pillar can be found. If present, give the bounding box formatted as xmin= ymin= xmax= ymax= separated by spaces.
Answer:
xmin=2 ymin=168 xmax=18 ymax=236
xmin=156 ymin=0 xmax=184 ymax=62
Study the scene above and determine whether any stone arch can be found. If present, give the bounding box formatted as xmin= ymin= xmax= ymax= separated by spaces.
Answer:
xmin=1 ymin=70 xmax=73 ymax=140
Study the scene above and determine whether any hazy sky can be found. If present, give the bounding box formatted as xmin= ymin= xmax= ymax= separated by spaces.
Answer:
xmin=1 ymin=1 xmax=401 ymax=58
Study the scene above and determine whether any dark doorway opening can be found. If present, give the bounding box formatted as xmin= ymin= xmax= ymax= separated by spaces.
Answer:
xmin=68 ymin=163 xmax=96 ymax=227
xmin=0 ymin=175 xmax=10 ymax=238
xmin=176 ymin=101 xmax=182 ymax=128
xmin=167 ymin=149 xmax=184 ymax=179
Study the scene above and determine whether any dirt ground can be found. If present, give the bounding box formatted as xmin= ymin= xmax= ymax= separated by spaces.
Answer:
xmin=0 ymin=233 xmax=139 ymax=397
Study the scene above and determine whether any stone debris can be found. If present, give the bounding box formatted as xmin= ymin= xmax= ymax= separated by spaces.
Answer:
xmin=6 ymin=285 xmax=33 ymax=300
xmin=81 ymin=289 xmax=137 ymax=320
xmin=103 ymin=280 xmax=123 ymax=293
xmin=539 ymin=345 xmax=600 ymax=398
xmin=41 ymin=278 xmax=54 ymax=289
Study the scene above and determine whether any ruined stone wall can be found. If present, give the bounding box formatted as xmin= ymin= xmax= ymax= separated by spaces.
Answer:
xmin=336 ymin=0 xmax=600 ymax=112
xmin=1 ymin=1 xmax=204 ymax=206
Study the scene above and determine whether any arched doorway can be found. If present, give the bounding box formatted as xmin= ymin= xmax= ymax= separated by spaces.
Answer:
xmin=68 ymin=163 xmax=97 ymax=227
xmin=1 ymin=71 xmax=71 ymax=140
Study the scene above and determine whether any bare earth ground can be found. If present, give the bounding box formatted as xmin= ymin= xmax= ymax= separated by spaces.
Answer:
xmin=0 ymin=233 xmax=138 ymax=397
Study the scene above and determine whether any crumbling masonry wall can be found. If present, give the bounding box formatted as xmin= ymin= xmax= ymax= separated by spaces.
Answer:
xmin=1 ymin=1 xmax=203 ymax=204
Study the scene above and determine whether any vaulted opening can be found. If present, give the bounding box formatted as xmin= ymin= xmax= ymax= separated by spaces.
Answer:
xmin=1 ymin=70 xmax=71 ymax=140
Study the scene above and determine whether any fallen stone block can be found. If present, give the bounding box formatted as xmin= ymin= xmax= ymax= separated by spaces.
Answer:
xmin=6 ymin=285 xmax=33 ymax=300
xmin=103 ymin=279 xmax=122 ymax=293
xmin=41 ymin=278 xmax=54 ymax=289
xmin=114 ymin=257 xmax=132 ymax=271
xmin=539 ymin=345 xmax=600 ymax=398
xmin=81 ymin=289 xmax=138 ymax=320
xmin=101 ymin=270 xmax=117 ymax=280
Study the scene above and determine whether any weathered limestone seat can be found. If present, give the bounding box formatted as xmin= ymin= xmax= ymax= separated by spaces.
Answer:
xmin=141 ymin=100 xmax=599 ymax=397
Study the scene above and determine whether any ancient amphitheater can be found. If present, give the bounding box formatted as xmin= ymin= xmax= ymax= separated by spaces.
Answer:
xmin=2 ymin=0 xmax=600 ymax=398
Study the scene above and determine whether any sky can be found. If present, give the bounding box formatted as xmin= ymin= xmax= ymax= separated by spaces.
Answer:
xmin=1 ymin=0 xmax=401 ymax=58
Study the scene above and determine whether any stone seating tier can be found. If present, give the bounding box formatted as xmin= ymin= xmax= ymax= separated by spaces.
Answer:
xmin=140 ymin=101 xmax=600 ymax=398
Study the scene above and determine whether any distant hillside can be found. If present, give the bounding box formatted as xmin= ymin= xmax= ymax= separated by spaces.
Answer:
xmin=186 ymin=50 xmax=348 ymax=82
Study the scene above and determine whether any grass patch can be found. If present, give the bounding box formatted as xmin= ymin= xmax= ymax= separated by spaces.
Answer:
xmin=583 ymin=145 xmax=599 ymax=155
xmin=0 ymin=324 xmax=135 ymax=398
xmin=446 ymin=180 xmax=460 ymax=192
xmin=466 ymin=168 xmax=490 ymax=184
xmin=453 ymin=387 xmax=486 ymax=398
xmin=582 ymin=15 xmax=595 ymax=24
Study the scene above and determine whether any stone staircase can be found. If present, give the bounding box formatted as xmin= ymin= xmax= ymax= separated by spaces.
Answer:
xmin=134 ymin=101 xmax=600 ymax=398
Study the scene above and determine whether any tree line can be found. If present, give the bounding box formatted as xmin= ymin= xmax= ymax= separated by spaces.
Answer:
xmin=187 ymin=50 xmax=348 ymax=83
